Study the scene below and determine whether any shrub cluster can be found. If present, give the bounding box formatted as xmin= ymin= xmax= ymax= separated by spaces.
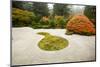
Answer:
xmin=12 ymin=8 xmax=67 ymax=29
xmin=37 ymin=16 xmax=67 ymax=29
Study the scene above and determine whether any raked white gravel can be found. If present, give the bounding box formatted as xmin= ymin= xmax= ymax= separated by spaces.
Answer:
xmin=12 ymin=27 xmax=95 ymax=65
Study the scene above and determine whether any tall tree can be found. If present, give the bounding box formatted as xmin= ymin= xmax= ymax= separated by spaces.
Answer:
xmin=84 ymin=6 xmax=96 ymax=20
xmin=33 ymin=2 xmax=49 ymax=17
xmin=84 ymin=6 xmax=96 ymax=25
xmin=12 ymin=1 xmax=24 ymax=9
xmin=12 ymin=1 xmax=33 ymax=11
xmin=53 ymin=4 xmax=70 ymax=17
xmin=22 ymin=2 xmax=33 ymax=11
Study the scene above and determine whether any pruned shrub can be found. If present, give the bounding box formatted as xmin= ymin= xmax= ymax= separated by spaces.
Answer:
xmin=12 ymin=8 xmax=36 ymax=27
xmin=66 ymin=15 xmax=95 ymax=35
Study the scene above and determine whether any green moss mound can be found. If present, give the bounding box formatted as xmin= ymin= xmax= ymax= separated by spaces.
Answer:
xmin=37 ymin=32 xmax=50 ymax=36
xmin=37 ymin=32 xmax=69 ymax=51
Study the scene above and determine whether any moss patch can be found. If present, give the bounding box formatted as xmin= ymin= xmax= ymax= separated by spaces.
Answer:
xmin=37 ymin=32 xmax=50 ymax=36
xmin=37 ymin=32 xmax=69 ymax=51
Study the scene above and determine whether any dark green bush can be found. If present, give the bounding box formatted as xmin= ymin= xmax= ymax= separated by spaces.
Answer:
xmin=54 ymin=16 xmax=67 ymax=28
xmin=48 ymin=18 xmax=56 ymax=28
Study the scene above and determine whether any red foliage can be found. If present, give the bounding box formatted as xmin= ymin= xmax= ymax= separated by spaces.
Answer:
xmin=66 ymin=15 xmax=95 ymax=35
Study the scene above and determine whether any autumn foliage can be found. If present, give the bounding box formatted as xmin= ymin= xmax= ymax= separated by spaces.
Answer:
xmin=66 ymin=15 xmax=95 ymax=35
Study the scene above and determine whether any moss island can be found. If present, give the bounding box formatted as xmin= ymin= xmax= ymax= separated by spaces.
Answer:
xmin=37 ymin=32 xmax=69 ymax=51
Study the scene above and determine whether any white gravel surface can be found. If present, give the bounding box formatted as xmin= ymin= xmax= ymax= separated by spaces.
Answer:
xmin=12 ymin=27 xmax=96 ymax=65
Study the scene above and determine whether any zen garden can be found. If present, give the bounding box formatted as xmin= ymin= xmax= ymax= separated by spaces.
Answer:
xmin=12 ymin=1 xmax=96 ymax=65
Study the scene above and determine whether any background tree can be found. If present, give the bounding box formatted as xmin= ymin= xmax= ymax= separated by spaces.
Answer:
xmin=12 ymin=1 xmax=24 ymax=9
xmin=12 ymin=1 xmax=33 ymax=11
xmin=33 ymin=2 xmax=49 ymax=17
xmin=22 ymin=2 xmax=33 ymax=11
xmin=53 ymin=4 xmax=70 ymax=17
xmin=32 ymin=2 xmax=50 ymax=23
xmin=84 ymin=6 xmax=96 ymax=19
xmin=84 ymin=6 xmax=96 ymax=25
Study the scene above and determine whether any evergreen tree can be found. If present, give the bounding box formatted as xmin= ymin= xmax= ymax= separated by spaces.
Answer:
xmin=84 ymin=6 xmax=96 ymax=20
xmin=53 ymin=4 xmax=70 ymax=17
xmin=33 ymin=2 xmax=49 ymax=17
xmin=12 ymin=1 xmax=33 ymax=11
xmin=12 ymin=1 xmax=24 ymax=9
